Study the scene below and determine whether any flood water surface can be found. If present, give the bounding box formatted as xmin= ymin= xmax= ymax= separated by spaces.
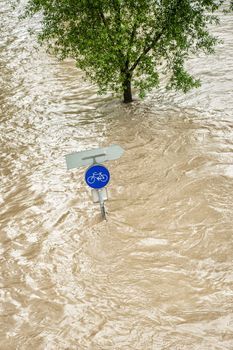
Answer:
xmin=0 ymin=2 xmax=233 ymax=349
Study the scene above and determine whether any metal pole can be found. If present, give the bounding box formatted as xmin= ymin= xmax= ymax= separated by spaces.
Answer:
xmin=97 ymin=190 xmax=107 ymax=220
xmin=92 ymin=158 xmax=106 ymax=220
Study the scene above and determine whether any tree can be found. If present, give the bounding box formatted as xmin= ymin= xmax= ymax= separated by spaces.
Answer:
xmin=24 ymin=0 xmax=231 ymax=103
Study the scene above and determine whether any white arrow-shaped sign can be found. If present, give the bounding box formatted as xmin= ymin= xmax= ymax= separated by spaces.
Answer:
xmin=65 ymin=144 xmax=124 ymax=170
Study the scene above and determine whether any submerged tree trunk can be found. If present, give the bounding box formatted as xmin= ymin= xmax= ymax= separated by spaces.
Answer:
xmin=122 ymin=72 xmax=133 ymax=103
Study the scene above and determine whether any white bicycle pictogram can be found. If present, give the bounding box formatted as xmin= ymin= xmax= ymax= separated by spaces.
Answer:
xmin=87 ymin=172 xmax=108 ymax=184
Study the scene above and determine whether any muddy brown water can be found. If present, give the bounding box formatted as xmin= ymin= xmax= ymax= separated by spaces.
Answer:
xmin=0 ymin=2 xmax=233 ymax=349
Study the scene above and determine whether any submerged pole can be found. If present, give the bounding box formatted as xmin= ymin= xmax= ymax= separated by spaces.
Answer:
xmin=97 ymin=189 xmax=107 ymax=220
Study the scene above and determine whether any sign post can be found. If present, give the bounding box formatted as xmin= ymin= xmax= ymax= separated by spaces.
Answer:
xmin=65 ymin=145 xmax=124 ymax=220
xmin=84 ymin=164 xmax=110 ymax=220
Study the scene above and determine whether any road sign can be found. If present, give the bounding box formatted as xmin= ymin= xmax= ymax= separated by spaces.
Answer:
xmin=65 ymin=144 xmax=124 ymax=170
xmin=85 ymin=164 xmax=110 ymax=189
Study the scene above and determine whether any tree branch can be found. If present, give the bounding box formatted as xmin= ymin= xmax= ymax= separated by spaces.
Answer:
xmin=98 ymin=9 xmax=114 ymax=43
xmin=129 ymin=0 xmax=182 ymax=72
xmin=126 ymin=20 xmax=138 ymax=64
xmin=111 ymin=0 xmax=121 ymax=20
xmin=97 ymin=7 xmax=125 ymax=67
xmin=129 ymin=30 xmax=164 ymax=72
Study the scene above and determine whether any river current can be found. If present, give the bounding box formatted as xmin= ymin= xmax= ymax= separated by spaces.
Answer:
xmin=0 ymin=2 xmax=233 ymax=349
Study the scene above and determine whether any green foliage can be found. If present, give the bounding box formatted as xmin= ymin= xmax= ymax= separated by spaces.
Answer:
xmin=22 ymin=0 xmax=231 ymax=100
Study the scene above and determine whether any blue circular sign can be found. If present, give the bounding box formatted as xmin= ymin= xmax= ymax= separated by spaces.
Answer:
xmin=85 ymin=164 xmax=110 ymax=189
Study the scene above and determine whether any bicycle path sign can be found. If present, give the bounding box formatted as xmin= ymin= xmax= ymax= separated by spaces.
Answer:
xmin=65 ymin=144 xmax=124 ymax=219
xmin=85 ymin=164 xmax=110 ymax=189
